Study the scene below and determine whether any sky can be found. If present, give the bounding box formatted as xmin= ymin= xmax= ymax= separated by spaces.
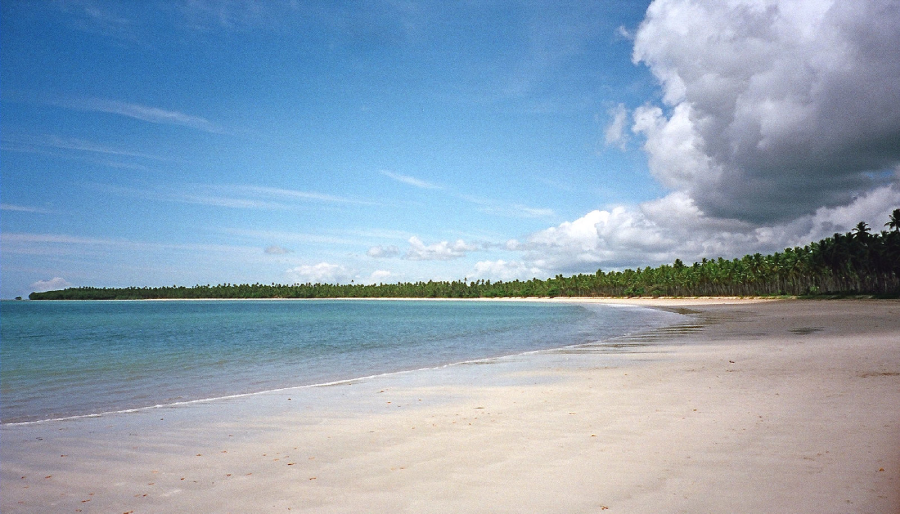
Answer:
xmin=2 ymin=0 xmax=899 ymax=299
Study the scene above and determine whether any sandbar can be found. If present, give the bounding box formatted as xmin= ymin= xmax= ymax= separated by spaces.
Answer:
xmin=2 ymin=299 xmax=898 ymax=512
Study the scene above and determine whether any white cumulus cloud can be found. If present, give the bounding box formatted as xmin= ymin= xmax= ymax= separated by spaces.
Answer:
xmin=368 ymin=270 xmax=394 ymax=283
xmin=404 ymin=237 xmax=477 ymax=261
xmin=472 ymin=260 xmax=543 ymax=282
xmin=367 ymin=245 xmax=400 ymax=258
xmin=631 ymin=0 xmax=900 ymax=223
xmin=30 ymin=277 xmax=72 ymax=293
xmin=511 ymin=184 xmax=899 ymax=276
xmin=603 ymin=103 xmax=630 ymax=149
xmin=286 ymin=263 xmax=353 ymax=284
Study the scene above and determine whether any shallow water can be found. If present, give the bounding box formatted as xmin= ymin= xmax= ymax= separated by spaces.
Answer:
xmin=0 ymin=299 xmax=681 ymax=424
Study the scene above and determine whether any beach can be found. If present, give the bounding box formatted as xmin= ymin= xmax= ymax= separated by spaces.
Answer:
xmin=2 ymin=299 xmax=898 ymax=513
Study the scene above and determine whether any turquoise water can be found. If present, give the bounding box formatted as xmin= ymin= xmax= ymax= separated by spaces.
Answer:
xmin=0 ymin=300 xmax=678 ymax=424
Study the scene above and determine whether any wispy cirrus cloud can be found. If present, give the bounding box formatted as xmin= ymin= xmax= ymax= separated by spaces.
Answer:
xmin=457 ymin=193 xmax=555 ymax=219
xmin=174 ymin=193 xmax=290 ymax=210
xmin=380 ymin=170 xmax=442 ymax=190
xmin=2 ymin=232 xmax=259 ymax=261
xmin=48 ymin=0 xmax=141 ymax=43
xmin=68 ymin=98 xmax=224 ymax=133
xmin=224 ymin=185 xmax=372 ymax=205
xmin=264 ymin=245 xmax=292 ymax=255
xmin=1 ymin=204 xmax=55 ymax=214
xmin=5 ymin=91 xmax=223 ymax=134
xmin=176 ymin=0 xmax=302 ymax=31
xmin=2 ymin=133 xmax=168 ymax=161
xmin=176 ymin=184 xmax=375 ymax=210
xmin=379 ymin=171 xmax=553 ymax=219
xmin=221 ymin=227 xmax=357 ymax=246
xmin=1 ymin=233 xmax=119 ymax=246
xmin=345 ymin=228 xmax=413 ymax=241
xmin=92 ymin=182 xmax=373 ymax=211
xmin=2 ymin=231 xmax=261 ymax=257
xmin=478 ymin=203 xmax=555 ymax=219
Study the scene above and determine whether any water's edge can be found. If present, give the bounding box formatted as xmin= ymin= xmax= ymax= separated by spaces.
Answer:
xmin=1 ymin=300 xmax=688 ymax=425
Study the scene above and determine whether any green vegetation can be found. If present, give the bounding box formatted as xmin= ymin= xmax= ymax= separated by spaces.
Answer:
xmin=30 ymin=210 xmax=900 ymax=300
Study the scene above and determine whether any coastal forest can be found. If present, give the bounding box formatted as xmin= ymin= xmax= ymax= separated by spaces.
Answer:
xmin=29 ymin=210 xmax=900 ymax=300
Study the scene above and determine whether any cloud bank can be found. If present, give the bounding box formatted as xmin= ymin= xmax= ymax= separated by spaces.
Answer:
xmin=503 ymin=186 xmax=898 ymax=278
xmin=630 ymin=0 xmax=900 ymax=223
xmin=487 ymin=0 xmax=900 ymax=281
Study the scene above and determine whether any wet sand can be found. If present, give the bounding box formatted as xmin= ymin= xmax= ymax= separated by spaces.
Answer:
xmin=2 ymin=299 xmax=898 ymax=513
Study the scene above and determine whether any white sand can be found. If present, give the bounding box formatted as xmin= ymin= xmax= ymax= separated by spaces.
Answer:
xmin=2 ymin=299 xmax=898 ymax=513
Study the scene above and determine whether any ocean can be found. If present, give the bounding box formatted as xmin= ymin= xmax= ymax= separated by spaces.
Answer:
xmin=0 ymin=299 xmax=681 ymax=424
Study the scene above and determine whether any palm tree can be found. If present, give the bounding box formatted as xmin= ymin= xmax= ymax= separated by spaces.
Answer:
xmin=886 ymin=208 xmax=900 ymax=232
xmin=853 ymin=221 xmax=871 ymax=240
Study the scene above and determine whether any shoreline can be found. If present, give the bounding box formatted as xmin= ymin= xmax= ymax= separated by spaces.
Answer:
xmin=14 ymin=295 xmax=784 ymax=302
xmin=2 ymin=299 xmax=898 ymax=512
xmin=1 ymin=300 xmax=681 ymax=426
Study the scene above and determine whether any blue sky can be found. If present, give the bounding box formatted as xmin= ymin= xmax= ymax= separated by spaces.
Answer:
xmin=2 ymin=0 xmax=899 ymax=298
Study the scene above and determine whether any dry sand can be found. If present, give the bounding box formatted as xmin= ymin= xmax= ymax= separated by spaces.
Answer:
xmin=2 ymin=299 xmax=898 ymax=513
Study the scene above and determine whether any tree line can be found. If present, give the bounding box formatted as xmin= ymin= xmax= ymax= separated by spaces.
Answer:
xmin=29 ymin=210 xmax=900 ymax=300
